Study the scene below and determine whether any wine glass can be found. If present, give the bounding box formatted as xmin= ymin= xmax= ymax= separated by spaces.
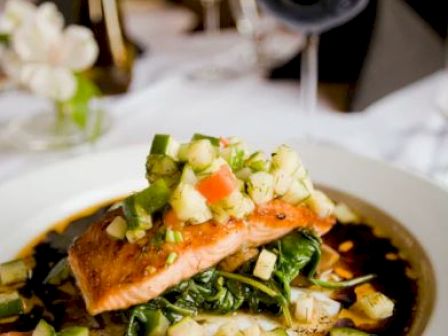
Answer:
xmin=188 ymin=0 xmax=239 ymax=80
xmin=229 ymin=0 xmax=303 ymax=73
xmin=433 ymin=25 xmax=448 ymax=185
xmin=228 ymin=0 xmax=273 ymax=69
xmin=257 ymin=0 xmax=368 ymax=136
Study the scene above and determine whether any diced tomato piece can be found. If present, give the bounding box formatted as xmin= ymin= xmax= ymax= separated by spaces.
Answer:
xmin=220 ymin=137 xmax=230 ymax=147
xmin=164 ymin=209 xmax=181 ymax=227
xmin=196 ymin=165 xmax=236 ymax=204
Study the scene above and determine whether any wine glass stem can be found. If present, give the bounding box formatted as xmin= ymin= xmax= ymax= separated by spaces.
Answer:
xmin=202 ymin=0 xmax=221 ymax=35
xmin=300 ymin=34 xmax=319 ymax=132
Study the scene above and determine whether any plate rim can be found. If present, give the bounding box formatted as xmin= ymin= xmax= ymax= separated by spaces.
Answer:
xmin=0 ymin=143 xmax=447 ymax=334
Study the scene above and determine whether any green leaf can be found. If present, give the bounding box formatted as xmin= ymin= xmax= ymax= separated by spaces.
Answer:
xmin=310 ymin=274 xmax=376 ymax=289
xmin=63 ymin=74 xmax=100 ymax=129
xmin=227 ymin=147 xmax=245 ymax=171
xmin=273 ymin=230 xmax=321 ymax=298
xmin=125 ymin=231 xmax=322 ymax=333
xmin=0 ymin=33 xmax=9 ymax=45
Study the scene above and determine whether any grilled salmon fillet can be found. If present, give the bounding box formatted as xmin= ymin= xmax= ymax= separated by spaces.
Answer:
xmin=68 ymin=199 xmax=334 ymax=315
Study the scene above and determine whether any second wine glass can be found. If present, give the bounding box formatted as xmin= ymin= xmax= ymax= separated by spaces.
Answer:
xmin=188 ymin=0 xmax=240 ymax=81
xmin=257 ymin=0 xmax=369 ymax=138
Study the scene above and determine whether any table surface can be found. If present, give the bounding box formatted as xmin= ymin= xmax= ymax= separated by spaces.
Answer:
xmin=0 ymin=3 xmax=447 ymax=187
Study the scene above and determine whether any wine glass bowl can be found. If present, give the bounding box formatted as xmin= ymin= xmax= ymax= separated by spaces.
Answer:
xmin=258 ymin=0 xmax=369 ymax=34
xmin=254 ymin=0 xmax=369 ymax=140
xmin=229 ymin=0 xmax=303 ymax=70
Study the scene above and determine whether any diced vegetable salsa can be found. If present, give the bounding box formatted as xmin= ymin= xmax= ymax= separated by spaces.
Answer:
xmin=112 ymin=133 xmax=335 ymax=243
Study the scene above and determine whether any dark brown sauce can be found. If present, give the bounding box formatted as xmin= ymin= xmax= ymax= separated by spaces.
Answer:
xmin=323 ymin=223 xmax=418 ymax=335
xmin=1 ymin=204 xmax=418 ymax=335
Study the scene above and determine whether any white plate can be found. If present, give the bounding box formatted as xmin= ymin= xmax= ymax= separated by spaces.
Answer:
xmin=0 ymin=143 xmax=447 ymax=334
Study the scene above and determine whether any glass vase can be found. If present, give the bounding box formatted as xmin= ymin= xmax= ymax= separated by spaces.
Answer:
xmin=3 ymin=99 xmax=110 ymax=151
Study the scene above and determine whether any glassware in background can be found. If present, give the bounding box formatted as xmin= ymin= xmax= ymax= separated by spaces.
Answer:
xmin=257 ymin=0 xmax=368 ymax=136
xmin=42 ymin=0 xmax=135 ymax=94
xmin=229 ymin=0 xmax=303 ymax=72
xmin=228 ymin=0 xmax=265 ymax=68
xmin=1 ymin=0 xmax=110 ymax=150
xmin=188 ymin=0 xmax=239 ymax=80
xmin=436 ymin=24 xmax=448 ymax=118
xmin=229 ymin=0 xmax=276 ymax=69
xmin=433 ymin=24 xmax=448 ymax=185
xmin=78 ymin=0 xmax=135 ymax=94
xmin=5 ymin=102 xmax=108 ymax=151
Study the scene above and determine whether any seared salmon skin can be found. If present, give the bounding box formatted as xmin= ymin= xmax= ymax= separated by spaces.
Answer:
xmin=68 ymin=199 xmax=334 ymax=315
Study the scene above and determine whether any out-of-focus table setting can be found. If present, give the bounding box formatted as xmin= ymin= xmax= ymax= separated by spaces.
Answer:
xmin=2 ymin=2 xmax=448 ymax=335
xmin=0 ymin=0 xmax=447 ymax=186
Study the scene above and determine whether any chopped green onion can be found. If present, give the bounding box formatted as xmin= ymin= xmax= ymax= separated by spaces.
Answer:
xmin=0 ymin=291 xmax=24 ymax=318
xmin=310 ymin=274 xmax=376 ymax=289
xmin=123 ymin=179 xmax=170 ymax=236
xmin=146 ymin=155 xmax=180 ymax=185
xmin=246 ymin=151 xmax=269 ymax=172
xmin=191 ymin=133 xmax=220 ymax=146
xmin=165 ymin=229 xmax=176 ymax=243
xmin=135 ymin=179 xmax=171 ymax=214
xmin=150 ymin=134 xmax=179 ymax=158
xmin=174 ymin=231 xmax=183 ymax=243
xmin=33 ymin=319 xmax=56 ymax=335
xmin=44 ymin=258 xmax=70 ymax=285
xmin=0 ymin=259 xmax=29 ymax=285
xmin=165 ymin=229 xmax=183 ymax=244
xmin=58 ymin=326 xmax=89 ymax=336
xmin=166 ymin=252 xmax=178 ymax=265
xmin=123 ymin=196 xmax=152 ymax=231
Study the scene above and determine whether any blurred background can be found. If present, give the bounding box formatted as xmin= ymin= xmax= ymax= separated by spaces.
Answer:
xmin=0 ymin=0 xmax=447 ymax=185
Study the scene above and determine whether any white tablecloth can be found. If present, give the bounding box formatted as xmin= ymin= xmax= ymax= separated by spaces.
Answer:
xmin=0 ymin=4 xmax=447 ymax=186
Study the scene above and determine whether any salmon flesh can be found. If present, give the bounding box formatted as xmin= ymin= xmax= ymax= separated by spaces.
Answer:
xmin=68 ymin=200 xmax=334 ymax=315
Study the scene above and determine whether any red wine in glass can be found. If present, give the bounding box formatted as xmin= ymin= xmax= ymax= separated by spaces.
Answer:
xmin=258 ymin=0 xmax=368 ymax=135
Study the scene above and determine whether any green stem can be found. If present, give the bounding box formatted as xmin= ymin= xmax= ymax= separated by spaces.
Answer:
xmin=54 ymin=101 xmax=67 ymax=135
xmin=310 ymin=274 xmax=376 ymax=289
xmin=281 ymin=302 xmax=293 ymax=327
xmin=217 ymin=271 xmax=293 ymax=327
xmin=159 ymin=298 xmax=196 ymax=316
xmin=217 ymin=271 xmax=279 ymax=298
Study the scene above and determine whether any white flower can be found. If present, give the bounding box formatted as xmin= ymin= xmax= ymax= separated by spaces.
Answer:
xmin=21 ymin=64 xmax=77 ymax=102
xmin=0 ymin=0 xmax=99 ymax=101
xmin=0 ymin=0 xmax=35 ymax=34
xmin=60 ymin=26 xmax=99 ymax=71
xmin=12 ymin=2 xmax=64 ymax=63
xmin=0 ymin=48 xmax=22 ymax=80
xmin=35 ymin=2 xmax=64 ymax=33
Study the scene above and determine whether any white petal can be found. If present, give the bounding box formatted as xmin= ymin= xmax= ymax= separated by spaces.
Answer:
xmin=12 ymin=25 xmax=47 ymax=62
xmin=0 ymin=49 xmax=23 ymax=81
xmin=0 ymin=0 xmax=36 ymax=33
xmin=60 ymin=25 xmax=99 ymax=71
xmin=35 ymin=2 xmax=64 ymax=33
xmin=20 ymin=64 xmax=77 ymax=101
xmin=12 ymin=18 xmax=62 ymax=63
xmin=11 ymin=2 xmax=64 ymax=63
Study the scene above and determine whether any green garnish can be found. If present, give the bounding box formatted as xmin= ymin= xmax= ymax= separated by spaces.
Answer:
xmin=310 ymin=274 xmax=376 ymax=289
xmin=191 ymin=133 xmax=220 ymax=146
xmin=166 ymin=252 xmax=178 ymax=265
xmin=173 ymin=231 xmax=183 ymax=243
xmin=165 ymin=229 xmax=176 ymax=243
xmin=165 ymin=229 xmax=183 ymax=244
xmin=0 ymin=291 xmax=24 ymax=318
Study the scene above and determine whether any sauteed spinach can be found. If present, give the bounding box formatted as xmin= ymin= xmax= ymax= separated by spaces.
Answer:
xmin=126 ymin=230 xmax=321 ymax=335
